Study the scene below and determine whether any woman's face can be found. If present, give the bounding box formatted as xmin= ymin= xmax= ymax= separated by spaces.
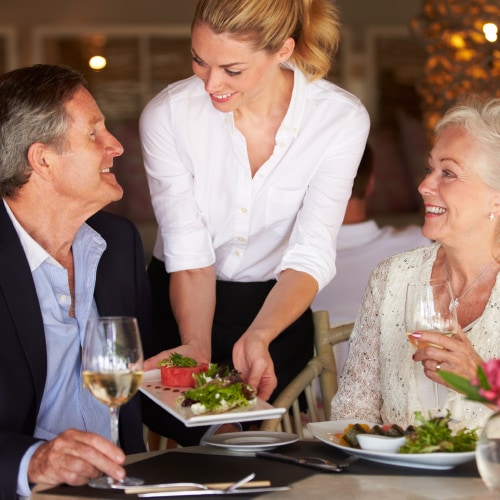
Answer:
xmin=190 ymin=23 xmax=292 ymax=112
xmin=418 ymin=125 xmax=498 ymax=244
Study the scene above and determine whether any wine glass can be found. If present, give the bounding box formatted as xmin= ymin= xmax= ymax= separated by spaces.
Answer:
xmin=82 ymin=316 xmax=144 ymax=488
xmin=405 ymin=279 xmax=458 ymax=416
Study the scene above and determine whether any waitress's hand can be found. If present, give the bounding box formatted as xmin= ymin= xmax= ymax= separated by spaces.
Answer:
xmin=411 ymin=327 xmax=483 ymax=385
xmin=144 ymin=344 xmax=211 ymax=371
xmin=233 ymin=333 xmax=277 ymax=401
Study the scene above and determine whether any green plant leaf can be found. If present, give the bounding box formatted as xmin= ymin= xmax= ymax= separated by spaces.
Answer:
xmin=476 ymin=365 xmax=491 ymax=390
xmin=438 ymin=370 xmax=489 ymax=403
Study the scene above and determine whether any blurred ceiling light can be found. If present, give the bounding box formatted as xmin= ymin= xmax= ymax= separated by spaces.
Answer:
xmin=89 ymin=55 xmax=107 ymax=71
xmin=483 ymin=23 xmax=498 ymax=42
xmin=411 ymin=0 xmax=500 ymax=136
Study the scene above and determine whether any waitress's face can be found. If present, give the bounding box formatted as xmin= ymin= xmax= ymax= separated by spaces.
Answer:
xmin=191 ymin=22 xmax=292 ymax=112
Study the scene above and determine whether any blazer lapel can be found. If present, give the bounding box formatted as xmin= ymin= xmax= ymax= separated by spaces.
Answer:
xmin=0 ymin=203 xmax=46 ymax=407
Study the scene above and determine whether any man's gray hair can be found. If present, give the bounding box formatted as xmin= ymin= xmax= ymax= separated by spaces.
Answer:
xmin=0 ymin=64 xmax=87 ymax=198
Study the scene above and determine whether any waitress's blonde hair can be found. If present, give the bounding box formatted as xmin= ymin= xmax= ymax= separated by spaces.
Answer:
xmin=192 ymin=0 xmax=341 ymax=81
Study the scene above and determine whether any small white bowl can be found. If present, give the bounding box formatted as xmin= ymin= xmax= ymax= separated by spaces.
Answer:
xmin=357 ymin=434 xmax=406 ymax=453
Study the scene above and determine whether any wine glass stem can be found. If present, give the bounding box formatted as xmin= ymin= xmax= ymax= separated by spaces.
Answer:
xmin=109 ymin=405 xmax=120 ymax=447
xmin=434 ymin=382 xmax=440 ymax=411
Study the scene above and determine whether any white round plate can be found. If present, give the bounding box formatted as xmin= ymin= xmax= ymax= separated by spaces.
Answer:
xmin=203 ymin=431 xmax=299 ymax=452
xmin=307 ymin=420 xmax=476 ymax=470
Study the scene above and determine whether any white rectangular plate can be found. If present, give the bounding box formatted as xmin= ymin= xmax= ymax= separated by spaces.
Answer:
xmin=140 ymin=370 xmax=285 ymax=427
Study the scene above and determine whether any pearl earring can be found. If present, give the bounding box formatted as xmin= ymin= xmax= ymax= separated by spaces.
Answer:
xmin=489 ymin=213 xmax=495 ymax=221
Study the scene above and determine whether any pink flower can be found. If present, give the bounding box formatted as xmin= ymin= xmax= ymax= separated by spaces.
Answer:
xmin=478 ymin=359 xmax=500 ymax=408
xmin=439 ymin=358 xmax=500 ymax=409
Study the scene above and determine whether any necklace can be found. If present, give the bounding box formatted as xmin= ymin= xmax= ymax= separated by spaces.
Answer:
xmin=445 ymin=260 xmax=498 ymax=308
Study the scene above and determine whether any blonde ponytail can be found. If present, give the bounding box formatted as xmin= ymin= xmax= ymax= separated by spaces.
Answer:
xmin=192 ymin=0 xmax=341 ymax=81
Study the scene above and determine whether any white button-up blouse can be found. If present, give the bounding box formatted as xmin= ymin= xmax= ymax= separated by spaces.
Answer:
xmin=139 ymin=65 xmax=370 ymax=291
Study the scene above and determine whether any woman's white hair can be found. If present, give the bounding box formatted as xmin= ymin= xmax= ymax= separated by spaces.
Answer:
xmin=435 ymin=95 xmax=500 ymax=190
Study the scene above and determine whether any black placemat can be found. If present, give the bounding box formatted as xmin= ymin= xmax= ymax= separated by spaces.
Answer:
xmin=38 ymin=440 xmax=479 ymax=499
xmin=38 ymin=450 xmax=313 ymax=499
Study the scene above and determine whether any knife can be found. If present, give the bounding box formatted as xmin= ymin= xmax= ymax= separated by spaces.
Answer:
xmin=137 ymin=486 xmax=291 ymax=497
xmin=255 ymin=451 xmax=344 ymax=472
xmin=122 ymin=480 xmax=271 ymax=494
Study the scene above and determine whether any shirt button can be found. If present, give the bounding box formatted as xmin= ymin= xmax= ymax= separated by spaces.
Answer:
xmin=60 ymin=294 xmax=67 ymax=303
xmin=241 ymin=208 xmax=248 ymax=214
xmin=237 ymin=236 xmax=246 ymax=242
xmin=234 ymin=250 xmax=240 ymax=256
xmin=278 ymin=142 xmax=285 ymax=148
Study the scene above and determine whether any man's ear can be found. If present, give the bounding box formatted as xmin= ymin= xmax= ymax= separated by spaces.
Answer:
xmin=27 ymin=142 xmax=55 ymax=180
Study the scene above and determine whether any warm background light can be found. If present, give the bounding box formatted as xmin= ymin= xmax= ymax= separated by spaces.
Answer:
xmin=483 ymin=23 xmax=498 ymax=43
xmin=89 ymin=55 xmax=107 ymax=70
xmin=411 ymin=0 xmax=500 ymax=137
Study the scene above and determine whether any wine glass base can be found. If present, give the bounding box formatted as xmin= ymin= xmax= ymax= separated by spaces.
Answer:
xmin=88 ymin=475 xmax=144 ymax=488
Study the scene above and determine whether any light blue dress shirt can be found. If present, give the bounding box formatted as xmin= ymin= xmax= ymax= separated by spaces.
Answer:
xmin=4 ymin=202 xmax=111 ymax=496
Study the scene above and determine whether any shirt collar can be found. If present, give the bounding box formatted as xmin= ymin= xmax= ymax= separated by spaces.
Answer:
xmin=278 ymin=63 xmax=307 ymax=139
xmin=222 ymin=64 xmax=306 ymax=139
xmin=2 ymin=198 xmax=105 ymax=272
xmin=3 ymin=199 xmax=57 ymax=271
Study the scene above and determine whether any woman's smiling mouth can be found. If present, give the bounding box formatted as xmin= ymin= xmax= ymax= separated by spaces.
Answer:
xmin=425 ymin=204 xmax=447 ymax=216
xmin=210 ymin=92 xmax=235 ymax=103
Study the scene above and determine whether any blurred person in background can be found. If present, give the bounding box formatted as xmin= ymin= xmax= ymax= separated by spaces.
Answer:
xmin=312 ymin=144 xmax=430 ymax=378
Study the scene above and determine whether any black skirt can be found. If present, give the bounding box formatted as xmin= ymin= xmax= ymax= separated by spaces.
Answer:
xmin=142 ymin=256 xmax=314 ymax=445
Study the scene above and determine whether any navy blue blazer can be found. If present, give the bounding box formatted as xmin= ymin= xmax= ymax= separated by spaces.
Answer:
xmin=0 ymin=203 xmax=154 ymax=498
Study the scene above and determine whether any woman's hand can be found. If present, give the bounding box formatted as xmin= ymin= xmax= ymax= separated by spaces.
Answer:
xmin=411 ymin=327 xmax=483 ymax=385
xmin=233 ymin=332 xmax=277 ymax=401
xmin=28 ymin=429 xmax=125 ymax=487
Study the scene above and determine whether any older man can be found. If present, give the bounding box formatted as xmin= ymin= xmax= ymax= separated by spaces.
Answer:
xmin=0 ymin=64 xmax=153 ymax=497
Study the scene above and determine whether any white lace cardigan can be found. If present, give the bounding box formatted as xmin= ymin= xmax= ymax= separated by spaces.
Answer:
xmin=331 ymin=243 xmax=500 ymax=430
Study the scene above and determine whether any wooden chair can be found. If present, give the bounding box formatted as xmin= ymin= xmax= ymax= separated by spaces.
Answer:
xmin=259 ymin=310 xmax=353 ymax=436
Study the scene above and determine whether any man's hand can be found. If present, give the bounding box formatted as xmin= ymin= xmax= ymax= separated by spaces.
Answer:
xmin=28 ymin=429 xmax=126 ymax=487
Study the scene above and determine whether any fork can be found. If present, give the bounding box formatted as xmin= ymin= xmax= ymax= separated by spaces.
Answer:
xmin=256 ymin=451 xmax=358 ymax=472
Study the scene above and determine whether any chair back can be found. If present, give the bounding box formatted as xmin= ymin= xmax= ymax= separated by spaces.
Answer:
xmin=313 ymin=310 xmax=352 ymax=420
xmin=260 ymin=310 xmax=353 ymax=435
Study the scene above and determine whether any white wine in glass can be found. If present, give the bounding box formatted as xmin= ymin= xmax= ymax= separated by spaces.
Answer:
xmin=82 ymin=316 xmax=144 ymax=488
xmin=405 ymin=279 xmax=458 ymax=415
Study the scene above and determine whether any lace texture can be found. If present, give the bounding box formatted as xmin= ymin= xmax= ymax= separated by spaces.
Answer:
xmin=331 ymin=243 xmax=500 ymax=430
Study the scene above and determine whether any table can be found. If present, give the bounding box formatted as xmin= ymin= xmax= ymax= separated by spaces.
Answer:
xmin=32 ymin=440 xmax=498 ymax=500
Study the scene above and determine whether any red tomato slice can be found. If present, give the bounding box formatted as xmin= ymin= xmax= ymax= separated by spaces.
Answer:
xmin=160 ymin=363 xmax=209 ymax=387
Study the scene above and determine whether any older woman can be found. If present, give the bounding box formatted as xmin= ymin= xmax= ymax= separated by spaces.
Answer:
xmin=331 ymin=95 xmax=500 ymax=430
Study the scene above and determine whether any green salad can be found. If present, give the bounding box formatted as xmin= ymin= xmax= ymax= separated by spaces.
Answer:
xmin=181 ymin=364 xmax=256 ymax=414
xmin=399 ymin=411 xmax=479 ymax=454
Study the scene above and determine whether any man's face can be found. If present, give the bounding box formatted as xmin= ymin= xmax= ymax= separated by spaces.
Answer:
xmin=51 ymin=87 xmax=124 ymax=214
